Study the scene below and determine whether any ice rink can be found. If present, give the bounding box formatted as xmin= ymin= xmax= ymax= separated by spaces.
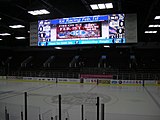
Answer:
xmin=0 ymin=79 xmax=160 ymax=120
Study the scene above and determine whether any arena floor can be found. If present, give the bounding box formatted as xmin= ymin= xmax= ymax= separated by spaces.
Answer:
xmin=0 ymin=79 xmax=160 ymax=120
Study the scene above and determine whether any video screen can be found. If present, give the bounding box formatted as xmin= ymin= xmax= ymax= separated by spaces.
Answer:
xmin=57 ymin=22 xmax=101 ymax=39
xmin=37 ymin=14 xmax=125 ymax=46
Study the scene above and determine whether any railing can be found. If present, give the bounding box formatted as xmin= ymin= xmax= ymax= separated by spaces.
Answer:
xmin=10 ymin=71 xmax=79 ymax=78
xmin=8 ymin=68 xmax=160 ymax=80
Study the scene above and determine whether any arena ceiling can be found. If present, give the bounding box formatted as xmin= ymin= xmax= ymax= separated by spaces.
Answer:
xmin=0 ymin=0 xmax=160 ymax=48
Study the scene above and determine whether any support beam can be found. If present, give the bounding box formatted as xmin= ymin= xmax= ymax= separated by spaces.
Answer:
xmin=143 ymin=0 xmax=159 ymax=26
xmin=0 ymin=12 xmax=26 ymax=23
xmin=80 ymin=0 xmax=93 ymax=14
xmin=39 ymin=0 xmax=65 ymax=16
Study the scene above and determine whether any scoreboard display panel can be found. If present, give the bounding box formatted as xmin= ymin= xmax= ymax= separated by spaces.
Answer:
xmin=38 ymin=14 xmax=125 ymax=46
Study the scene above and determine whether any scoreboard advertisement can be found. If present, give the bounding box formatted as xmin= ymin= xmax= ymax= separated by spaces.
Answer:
xmin=37 ymin=14 xmax=125 ymax=46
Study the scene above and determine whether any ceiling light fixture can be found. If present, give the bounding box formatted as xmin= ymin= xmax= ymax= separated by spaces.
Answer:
xmin=15 ymin=37 xmax=26 ymax=39
xmin=154 ymin=16 xmax=160 ymax=20
xmin=0 ymin=33 xmax=11 ymax=36
xmin=54 ymin=47 xmax=62 ymax=49
xmin=90 ymin=4 xmax=99 ymax=10
xmin=148 ymin=25 xmax=154 ymax=27
xmin=33 ymin=10 xmax=42 ymax=15
xmin=152 ymin=31 xmax=157 ymax=33
xmin=28 ymin=11 xmax=37 ymax=15
xmin=145 ymin=31 xmax=157 ymax=33
xmin=105 ymin=3 xmax=113 ymax=9
xmin=39 ymin=9 xmax=50 ymax=14
xmin=148 ymin=25 xmax=160 ymax=27
xmin=98 ymin=4 xmax=106 ymax=9
xmin=28 ymin=9 xmax=50 ymax=16
xmin=104 ymin=45 xmax=110 ymax=48
xmin=90 ymin=3 xmax=113 ymax=10
xmin=9 ymin=25 xmax=25 ymax=28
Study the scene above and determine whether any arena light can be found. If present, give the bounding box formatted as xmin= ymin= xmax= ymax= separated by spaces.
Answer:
xmin=152 ymin=31 xmax=157 ymax=33
xmin=145 ymin=31 xmax=149 ymax=33
xmin=0 ymin=18 xmax=1 ymax=20
xmin=0 ymin=39 xmax=2 ymax=40
xmin=9 ymin=25 xmax=25 ymax=28
xmin=39 ymin=9 xmax=50 ymax=14
xmin=148 ymin=25 xmax=154 ymax=27
xmin=54 ymin=47 xmax=62 ymax=49
xmin=90 ymin=3 xmax=113 ymax=10
xmin=90 ymin=4 xmax=99 ymax=10
xmin=33 ymin=10 xmax=42 ymax=15
xmin=98 ymin=4 xmax=106 ymax=9
xmin=15 ymin=37 xmax=26 ymax=39
xmin=105 ymin=3 xmax=113 ymax=9
xmin=0 ymin=33 xmax=11 ymax=36
xmin=104 ymin=45 xmax=110 ymax=48
xmin=155 ymin=25 xmax=160 ymax=27
xmin=154 ymin=16 xmax=160 ymax=20
xmin=145 ymin=31 xmax=157 ymax=33
xmin=28 ymin=9 xmax=50 ymax=15
xmin=28 ymin=11 xmax=37 ymax=15
xmin=148 ymin=25 xmax=160 ymax=27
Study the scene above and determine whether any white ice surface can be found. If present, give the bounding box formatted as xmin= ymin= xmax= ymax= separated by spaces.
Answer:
xmin=0 ymin=80 xmax=160 ymax=120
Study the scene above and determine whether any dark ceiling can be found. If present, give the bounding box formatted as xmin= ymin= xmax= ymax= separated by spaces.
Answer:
xmin=0 ymin=0 xmax=160 ymax=48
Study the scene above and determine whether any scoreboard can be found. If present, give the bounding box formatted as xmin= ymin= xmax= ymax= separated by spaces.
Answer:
xmin=37 ymin=14 xmax=126 ymax=46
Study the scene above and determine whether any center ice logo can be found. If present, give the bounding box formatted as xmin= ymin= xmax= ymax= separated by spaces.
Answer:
xmin=44 ymin=93 xmax=118 ymax=105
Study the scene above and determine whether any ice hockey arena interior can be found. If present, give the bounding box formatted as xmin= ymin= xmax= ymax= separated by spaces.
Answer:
xmin=0 ymin=0 xmax=160 ymax=120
